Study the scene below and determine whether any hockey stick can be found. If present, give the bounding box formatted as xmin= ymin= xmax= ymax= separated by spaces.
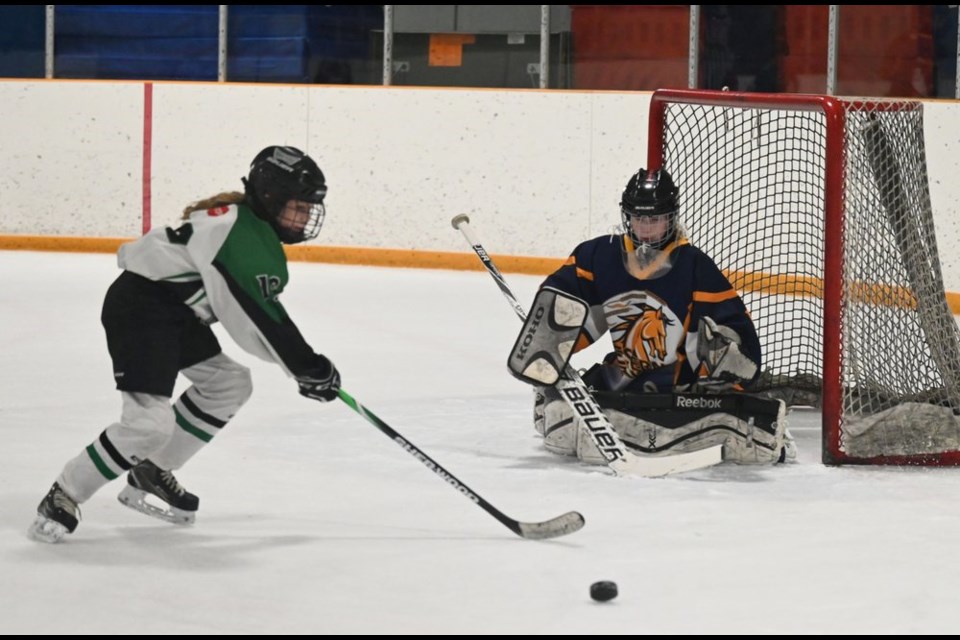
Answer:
xmin=337 ymin=388 xmax=585 ymax=540
xmin=452 ymin=213 xmax=723 ymax=478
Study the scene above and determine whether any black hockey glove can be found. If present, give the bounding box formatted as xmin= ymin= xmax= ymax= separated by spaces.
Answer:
xmin=297 ymin=354 xmax=341 ymax=402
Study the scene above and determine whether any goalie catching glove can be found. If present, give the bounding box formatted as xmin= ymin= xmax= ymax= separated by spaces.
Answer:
xmin=297 ymin=354 xmax=341 ymax=402
xmin=695 ymin=316 xmax=758 ymax=391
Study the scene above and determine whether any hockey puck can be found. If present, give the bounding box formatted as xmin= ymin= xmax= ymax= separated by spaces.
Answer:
xmin=590 ymin=580 xmax=618 ymax=602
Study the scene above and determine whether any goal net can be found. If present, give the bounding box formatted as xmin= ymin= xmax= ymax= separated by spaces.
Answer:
xmin=647 ymin=89 xmax=960 ymax=465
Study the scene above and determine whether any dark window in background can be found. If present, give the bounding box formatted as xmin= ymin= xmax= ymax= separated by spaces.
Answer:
xmin=307 ymin=5 xmax=383 ymax=85
xmin=701 ymin=6 xmax=784 ymax=92
xmin=569 ymin=5 xmax=689 ymax=91
xmin=378 ymin=32 xmax=570 ymax=89
xmin=934 ymin=5 xmax=958 ymax=97
xmin=228 ymin=5 xmax=382 ymax=84
xmin=834 ymin=5 xmax=935 ymax=98
xmin=54 ymin=5 xmax=219 ymax=80
xmin=702 ymin=5 xmax=954 ymax=98
xmin=381 ymin=6 xmax=571 ymax=90
xmin=0 ymin=5 xmax=382 ymax=83
xmin=0 ymin=5 xmax=955 ymax=96
xmin=0 ymin=5 xmax=45 ymax=78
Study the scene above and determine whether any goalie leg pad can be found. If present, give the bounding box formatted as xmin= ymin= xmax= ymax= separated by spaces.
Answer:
xmin=542 ymin=392 xmax=578 ymax=456
xmin=781 ymin=427 xmax=798 ymax=463
xmin=553 ymin=389 xmax=790 ymax=466
xmin=533 ymin=388 xmax=546 ymax=435
xmin=576 ymin=425 xmax=607 ymax=465
xmin=573 ymin=413 xmax=750 ymax=465
xmin=578 ymin=391 xmax=790 ymax=465
xmin=607 ymin=401 xmax=788 ymax=465
xmin=508 ymin=287 xmax=588 ymax=386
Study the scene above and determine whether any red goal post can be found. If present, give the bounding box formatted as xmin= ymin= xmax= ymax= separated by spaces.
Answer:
xmin=647 ymin=89 xmax=960 ymax=466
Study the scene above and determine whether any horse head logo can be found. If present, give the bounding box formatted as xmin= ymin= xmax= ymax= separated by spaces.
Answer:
xmin=629 ymin=307 xmax=668 ymax=363
xmin=613 ymin=305 xmax=673 ymax=377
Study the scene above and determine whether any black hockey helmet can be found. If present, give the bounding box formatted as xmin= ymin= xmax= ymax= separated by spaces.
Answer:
xmin=620 ymin=168 xmax=679 ymax=250
xmin=243 ymin=146 xmax=327 ymax=244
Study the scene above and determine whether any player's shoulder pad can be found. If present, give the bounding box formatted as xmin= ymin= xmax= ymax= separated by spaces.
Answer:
xmin=186 ymin=203 xmax=240 ymax=224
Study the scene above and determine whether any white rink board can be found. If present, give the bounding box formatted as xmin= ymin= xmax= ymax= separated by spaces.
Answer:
xmin=1 ymin=80 xmax=959 ymax=288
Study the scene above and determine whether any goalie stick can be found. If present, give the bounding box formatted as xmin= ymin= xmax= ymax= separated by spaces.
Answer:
xmin=337 ymin=388 xmax=584 ymax=540
xmin=451 ymin=213 xmax=723 ymax=478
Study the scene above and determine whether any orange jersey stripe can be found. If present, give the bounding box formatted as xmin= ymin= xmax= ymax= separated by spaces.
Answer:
xmin=692 ymin=288 xmax=739 ymax=303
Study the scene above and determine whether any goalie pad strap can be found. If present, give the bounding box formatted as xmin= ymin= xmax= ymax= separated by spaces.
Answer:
xmin=508 ymin=287 xmax=588 ymax=386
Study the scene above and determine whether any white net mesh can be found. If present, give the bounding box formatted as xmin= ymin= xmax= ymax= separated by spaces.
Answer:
xmin=655 ymin=93 xmax=960 ymax=464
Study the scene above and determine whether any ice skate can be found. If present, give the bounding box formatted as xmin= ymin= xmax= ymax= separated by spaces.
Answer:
xmin=117 ymin=460 xmax=198 ymax=525
xmin=28 ymin=482 xmax=81 ymax=543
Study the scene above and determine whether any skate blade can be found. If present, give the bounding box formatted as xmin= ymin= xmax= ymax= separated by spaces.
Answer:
xmin=117 ymin=486 xmax=196 ymax=525
xmin=27 ymin=514 xmax=69 ymax=543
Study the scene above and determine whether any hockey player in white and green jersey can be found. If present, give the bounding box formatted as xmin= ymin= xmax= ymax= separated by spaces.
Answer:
xmin=29 ymin=146 xmax=341 ymax=543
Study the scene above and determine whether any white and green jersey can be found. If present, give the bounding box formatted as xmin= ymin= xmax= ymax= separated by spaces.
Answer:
xmin=118 ymin=203 xmax=315 ymax=377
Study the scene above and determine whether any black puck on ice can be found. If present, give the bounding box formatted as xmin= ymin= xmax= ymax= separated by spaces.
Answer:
xmin=590 ymin=580 xmax=618 ymax=602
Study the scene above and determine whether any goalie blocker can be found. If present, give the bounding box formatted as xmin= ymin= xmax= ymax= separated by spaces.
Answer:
xmin=508 ymin=287 xmax=588 ymax=386
xmin=537 ymin=386 xmax=792 ymax=465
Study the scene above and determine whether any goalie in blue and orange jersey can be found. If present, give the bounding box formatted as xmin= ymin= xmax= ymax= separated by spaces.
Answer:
xmin=508 ymin=168 xmax=794 ymax=466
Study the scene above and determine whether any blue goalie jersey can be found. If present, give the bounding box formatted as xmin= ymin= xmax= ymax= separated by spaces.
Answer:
xmin=541 ymin=233 xmax=761 ymax=392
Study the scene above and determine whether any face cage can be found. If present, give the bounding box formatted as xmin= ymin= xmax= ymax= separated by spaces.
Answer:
xmin=278 ymin=202 xmax=326 ymax=244
xmin=620 ymin=207 xmax=675 ymax=251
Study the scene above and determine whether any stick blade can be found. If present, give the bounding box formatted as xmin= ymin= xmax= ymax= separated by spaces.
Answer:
xmin=515 ymin=511 xmax=585 ymax=540
xmin=451 ymin=213 xmax=470 ymax=229
xmin=612 ymin=445 xmax=723 ymax=478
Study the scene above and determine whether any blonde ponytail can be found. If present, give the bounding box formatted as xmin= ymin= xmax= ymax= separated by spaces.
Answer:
xmin=181 ymin=191 xmax=245 ymax=220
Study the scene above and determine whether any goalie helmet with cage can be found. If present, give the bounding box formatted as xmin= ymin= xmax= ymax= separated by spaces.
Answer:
xmin=243 ymin=146 xmax=327 ymax=244
xmin=620 ymin=168 xmax=680 ymax=250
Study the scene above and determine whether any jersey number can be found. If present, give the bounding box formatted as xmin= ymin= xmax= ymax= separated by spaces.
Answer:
xmin=256 ymin=274 xmax=281 ymax=300
xmin=165 ymin=223 xmax=194 ymax=245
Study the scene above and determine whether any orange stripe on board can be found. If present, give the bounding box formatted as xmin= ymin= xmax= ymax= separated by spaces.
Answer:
xmin=283 ymin=245 xmax=563 ymax=275
xmin=949 ymin=292 xmax=960 ymax=315
xmin=726 ymin=270 xmax=824 ymax=299
xmin=3 ymin=234 xmax=960 ymax=315
xmin=725 ymin=269 xmax=922 ymax=310
xmin=0 ymin=236 xmax=130 ymax=253
xmin=0 ymin=235 xmax=564 ymax=275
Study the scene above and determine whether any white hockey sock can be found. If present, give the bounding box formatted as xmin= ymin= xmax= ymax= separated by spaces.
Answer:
xmin=149 ymin=354 xmax=253 ymax=470
xmin=58 ymin=447 xmax=116 ymax=503
xmin=149 ymin=418 xmax=210 ymax=471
